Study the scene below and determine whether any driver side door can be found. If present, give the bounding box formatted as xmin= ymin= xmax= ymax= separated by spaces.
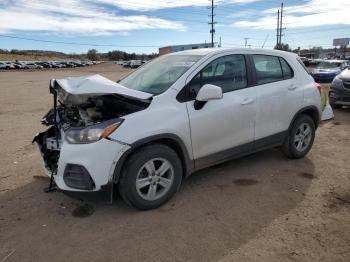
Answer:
xmin=185 ymin=54 xmax=257 ymax=168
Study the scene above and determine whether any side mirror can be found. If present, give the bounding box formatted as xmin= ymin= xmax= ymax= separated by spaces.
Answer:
xmin=196 ymin=84 xmax=223 ymax=101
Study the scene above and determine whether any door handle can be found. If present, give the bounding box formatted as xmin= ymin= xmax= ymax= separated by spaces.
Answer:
xmin=287 ymin=84 xmax=297 ymax=90
xmin=240 ymin=97 xmax=254 ymax=105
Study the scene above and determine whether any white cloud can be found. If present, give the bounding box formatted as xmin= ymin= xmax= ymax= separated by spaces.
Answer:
xmin=232 ymin=0 xmax=350 ymax=29
xmin=93 ymin=0 xmax=263 ymax=11
xmin=0 ymin=0 xmax=185 ymax=35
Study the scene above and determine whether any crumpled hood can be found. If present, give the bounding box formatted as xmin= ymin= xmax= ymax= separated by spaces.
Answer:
xmin=54 ymin=74 xmax=152 ymax=104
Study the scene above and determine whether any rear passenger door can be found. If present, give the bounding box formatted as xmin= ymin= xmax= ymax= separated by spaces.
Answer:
xmin=252 ymin=54 xmax=300 ymax=147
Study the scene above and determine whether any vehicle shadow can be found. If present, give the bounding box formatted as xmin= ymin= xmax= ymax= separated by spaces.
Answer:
xmin=0 ymin=148 xmax=315 ymax=262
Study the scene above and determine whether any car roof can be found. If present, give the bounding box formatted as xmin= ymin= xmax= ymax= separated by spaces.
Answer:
xmin=166 ymin=48 xmax=298 ymax=58
xmin=323 ymin=59 xmax=347 ymax=63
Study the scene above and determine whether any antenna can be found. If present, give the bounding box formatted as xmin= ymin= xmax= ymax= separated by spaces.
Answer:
xmin=262 ymin=34 xmax=269 ymax=48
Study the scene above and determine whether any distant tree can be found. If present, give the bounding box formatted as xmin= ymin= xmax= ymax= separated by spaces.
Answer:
xmin=274 ymin=43 xmax=291 ymax=52
xmin=86 ymin=49 xmax=99 ymax=60
xmin=340 ymin=45 xmax=349 ymax=57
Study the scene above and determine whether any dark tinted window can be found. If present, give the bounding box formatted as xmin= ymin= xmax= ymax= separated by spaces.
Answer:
xmin=189 ymin=55 xmax=247 ymax=99
xmin=279 ymin=57 xmax=294 ymax=79
xmin=253 ymin=55 xmax=283 ymax=85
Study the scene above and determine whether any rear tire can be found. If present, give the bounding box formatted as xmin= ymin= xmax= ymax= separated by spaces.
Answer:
xmin=119 ymin=143 xmax=182 ymax=210
xmin=282 ymin=115 xmax=315 ymax=159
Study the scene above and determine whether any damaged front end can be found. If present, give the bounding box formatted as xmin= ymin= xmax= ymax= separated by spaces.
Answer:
xmin=33 ymin=74 xmax=152 ymax=194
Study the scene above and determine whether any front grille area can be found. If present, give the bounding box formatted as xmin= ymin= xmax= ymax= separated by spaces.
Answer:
xmin=63 ymin=164 xmax=95 ymax=190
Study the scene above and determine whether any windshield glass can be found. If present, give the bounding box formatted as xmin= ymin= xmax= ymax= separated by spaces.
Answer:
xmin=119 ymin=55 xmax=203 ymax=95
xmin=316 ymin=62 xmax=341 ymax=69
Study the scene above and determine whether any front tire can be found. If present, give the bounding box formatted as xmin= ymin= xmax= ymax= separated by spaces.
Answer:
xmin=119 ymin=143 xmax=183 ymax=210
xmin=282 ymin=115 xmax=315 ymax=159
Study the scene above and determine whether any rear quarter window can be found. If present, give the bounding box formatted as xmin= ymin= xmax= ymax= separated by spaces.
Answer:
xmin=252 ymin=55 xmax=283 ymax=85
xmin=296 ymin=57 xmax=310 ymax=74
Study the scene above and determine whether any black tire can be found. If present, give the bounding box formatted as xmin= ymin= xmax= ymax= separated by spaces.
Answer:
xmin=282 ymin=114 xmax=315 ymax=159
xmin=118 ymin=143 xmax=183 ymax=210
xmin=330 ymin=103 xmax=342 ymax=109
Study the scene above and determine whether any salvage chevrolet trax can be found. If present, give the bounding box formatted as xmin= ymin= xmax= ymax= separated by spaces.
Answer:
xmin=34 ymin=48 xmax=321 ymax=210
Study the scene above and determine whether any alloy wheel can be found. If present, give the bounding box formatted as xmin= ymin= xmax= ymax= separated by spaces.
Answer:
xmin=135 ymin=158 xmax=174 ymax=201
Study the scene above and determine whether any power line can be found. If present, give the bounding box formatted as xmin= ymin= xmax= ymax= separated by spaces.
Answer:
xmin=0 ymin=34 xmax=161 ymax=48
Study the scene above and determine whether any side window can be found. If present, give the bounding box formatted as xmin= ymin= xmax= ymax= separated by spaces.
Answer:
xmin=188 ymin=55 xmax=247 ymax=99
xmin=279 ymin=57 xmax=294 ymax=79
xmin=252 ymin=55 xmax=283 ymax=85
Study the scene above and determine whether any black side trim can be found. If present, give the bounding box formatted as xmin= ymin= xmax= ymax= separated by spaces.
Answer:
xmin=194 ymin=131 xmax=287 ymax=172
xmin=253 ymin=131 xmax=287 ymax=151
xmin=195 ymin=142 xmax=253 ymax=170
xmin=113 ymin=134 xmax=194 ymax=183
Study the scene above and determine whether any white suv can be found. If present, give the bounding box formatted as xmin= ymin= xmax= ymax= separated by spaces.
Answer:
xmin=34 ymin=48 xmax=321 ymax=210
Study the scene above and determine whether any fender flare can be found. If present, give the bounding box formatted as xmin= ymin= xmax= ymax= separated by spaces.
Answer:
xmin=288 ymin=105 xmax=320 ymax=132
xmin=112 ymin=133 xmax=194 ymax=183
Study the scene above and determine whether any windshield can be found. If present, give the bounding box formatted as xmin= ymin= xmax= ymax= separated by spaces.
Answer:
xmin=119 ymin=55 xmax=203 ymax=95
xmin=316 ymin=62 xmax=341 ymax=69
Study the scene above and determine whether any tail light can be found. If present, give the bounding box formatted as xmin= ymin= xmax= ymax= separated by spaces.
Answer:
xmin=315 ymin=83 xmax=321 ymax=94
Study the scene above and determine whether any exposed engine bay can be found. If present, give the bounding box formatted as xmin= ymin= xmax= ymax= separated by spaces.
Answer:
xmin=42 ymin=94 xmax=149 ymax=129
xmin=33 ymin=75 xmax=152 ymax=176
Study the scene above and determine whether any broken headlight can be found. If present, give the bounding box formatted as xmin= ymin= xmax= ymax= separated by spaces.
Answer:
xmin=65 ymin=119 xmax=123 ymax=144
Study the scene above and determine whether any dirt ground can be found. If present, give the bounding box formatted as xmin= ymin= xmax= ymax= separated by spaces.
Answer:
xmin=0 ymin=63 xmax=349 ymax=262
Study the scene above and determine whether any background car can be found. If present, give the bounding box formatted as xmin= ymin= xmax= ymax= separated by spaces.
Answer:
xmin=329 ymin=68 xmax=350 ymax=109
xmin=130 ymin=60 xmax=142 ymax=68
xmin=311 ymin=60 xmax=349 ymax=82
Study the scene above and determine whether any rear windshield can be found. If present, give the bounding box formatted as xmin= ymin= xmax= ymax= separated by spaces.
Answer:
xmin=120 ymin=55 xmax=203 ymax=95
xmin=316 ymin=62 xmax=341 ymax=69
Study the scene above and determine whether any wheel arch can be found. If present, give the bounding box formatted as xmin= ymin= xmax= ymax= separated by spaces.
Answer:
xmin=289 ymin=105 xmax=320 ymax=131
xmin=113 ymin=134 xmax=194 ymax=184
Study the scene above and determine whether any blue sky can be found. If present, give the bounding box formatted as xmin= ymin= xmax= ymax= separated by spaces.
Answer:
xmin=0 ymin=0 xmax=349 ymax=54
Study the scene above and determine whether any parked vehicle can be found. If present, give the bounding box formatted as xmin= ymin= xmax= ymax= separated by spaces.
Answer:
xmin=3 ymin=62 xmax=15 ymax=69
xmin=130 ymin=60 xmax=142 ymax=68
xmin=123 ymin=61 xmax=131 ymax=67
xmin=0 ymin=61 xmax=11 ymax=69
xmin=310 ymin=60 xmax=349 ymax=82
xmin=25 ymin=63 xmax=44 ymax=69
xmin=300 ymin=57 xmax=311 ymax=66
xmin=33 ymin=48 xmax=321 ymax=210
xmin=329 ymin=68 xmax=350 ymax=108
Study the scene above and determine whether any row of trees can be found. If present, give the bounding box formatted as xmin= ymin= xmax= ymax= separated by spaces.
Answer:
xmin=87 ymin=49 xmax=158 ymax=61
xmin=0 ymin=48 xmax=158 ymax=61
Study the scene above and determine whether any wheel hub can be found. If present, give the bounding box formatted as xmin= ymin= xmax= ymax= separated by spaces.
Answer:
xmin=135 ymin=158 xmax=174 ymax=201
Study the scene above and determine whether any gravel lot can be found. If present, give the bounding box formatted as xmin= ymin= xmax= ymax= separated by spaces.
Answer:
xmin=0 ymin=63 xmax=349 ymax=262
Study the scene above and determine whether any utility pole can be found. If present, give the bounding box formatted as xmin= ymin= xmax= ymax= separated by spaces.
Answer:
xmin=244 ymin=37 xmax=249 ymax=48
xmin=276 ymin=9 xmax=280 ymax=49
xmin=279 ymin=2 xmax=284 ymax=47
xmin=208 ymin=0 xmax=216 ymax=48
